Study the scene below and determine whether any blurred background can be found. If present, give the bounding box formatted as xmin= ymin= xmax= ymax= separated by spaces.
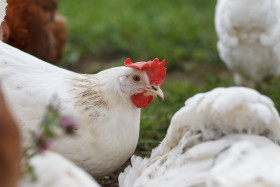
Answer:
xmin=56 ymin=0 xmax=280 ymax=157
xmin=58 ymin=0 xmax=218 ymax=69
xmin=58 ymin=0 xmax=219 ymax=70
xmin=1 ymin=0 xmax=279 ymax=186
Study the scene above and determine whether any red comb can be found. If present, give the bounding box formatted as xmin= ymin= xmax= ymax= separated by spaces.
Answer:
xmin=124 ymin=58 xmax=167 ymax=85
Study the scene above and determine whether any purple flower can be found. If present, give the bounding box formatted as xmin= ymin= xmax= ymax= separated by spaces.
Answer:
xmin=34 ymin=132 xmax=52 ymax=153
xmin=38 ymin=139 xmax=52 ymax=153
xmin=60 ymin=116 xmax=79 ymax=134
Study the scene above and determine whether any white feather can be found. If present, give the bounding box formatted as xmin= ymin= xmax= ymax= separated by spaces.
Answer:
xmin=207 ymin=141 xmax=280 ymax=187
xmin=120 ymin=135 xmax=277 ymax=187
xmin=19 ymin=151 xmax=100 ymax=187
xmin=170 ymin=87 xmax=280 ymax=142
xmin=119 ymin=87 xmax=280 ymax=187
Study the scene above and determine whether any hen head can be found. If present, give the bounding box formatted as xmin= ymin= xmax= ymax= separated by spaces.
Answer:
xmin=119 ymin=58 xmax=167 ymax=108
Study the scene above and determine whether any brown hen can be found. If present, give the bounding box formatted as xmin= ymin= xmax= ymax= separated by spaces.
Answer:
xmin=1 ymin=0 xmax=66 ymax=63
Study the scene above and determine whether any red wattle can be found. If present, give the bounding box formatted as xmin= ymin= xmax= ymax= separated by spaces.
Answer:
xmin=131 ymin=93 xmax=153 ymax=108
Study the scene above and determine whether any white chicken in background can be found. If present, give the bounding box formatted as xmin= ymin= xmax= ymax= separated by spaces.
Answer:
xmin=215 ymin=0 xmax=280 ymax=87
xmin=0 ymin=9 xmax=166 ymax=177
xmin=119 ymin=87 xmax=280 ymax=187
xmin=19 ymin=151 xmax=100 ymax=187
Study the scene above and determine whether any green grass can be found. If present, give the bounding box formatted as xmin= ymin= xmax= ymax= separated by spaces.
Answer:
xmin=58 ymin=0 xmax=219 ymax=68
xmin=57 ymin=0 xmax=280 ymax=158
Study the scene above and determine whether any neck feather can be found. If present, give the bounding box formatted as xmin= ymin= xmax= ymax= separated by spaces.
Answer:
xmin=68 ymin=67 xmax=136 ymax=122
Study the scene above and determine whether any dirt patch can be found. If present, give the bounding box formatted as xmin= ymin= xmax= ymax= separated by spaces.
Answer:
xmin=96 ymin=160 xmax=131 ymax=187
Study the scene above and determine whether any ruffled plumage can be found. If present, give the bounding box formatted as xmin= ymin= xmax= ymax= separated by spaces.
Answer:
xmin=119 ymin=87 xmax=280 ymax=187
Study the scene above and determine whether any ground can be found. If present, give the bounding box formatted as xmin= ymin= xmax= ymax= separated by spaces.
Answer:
xmin=57 ymin=0 xmax=280 ymax=186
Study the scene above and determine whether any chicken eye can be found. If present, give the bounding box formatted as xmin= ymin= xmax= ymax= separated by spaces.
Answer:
xmin=133 ymin=75 xmax=141 ymax=82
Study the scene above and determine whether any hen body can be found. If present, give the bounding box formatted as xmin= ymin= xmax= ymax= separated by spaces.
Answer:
xmin=215 ymin=0 xmax=280 ymax=86
xmin=0 ymin=69 xmax=99 ymax=186
xmin=1 ymin=0 xmax=66 ymax=63
xmin=119 ymin=87 xmax=280 ymax=187
xmin=0 ymin=40 xmax=166 ymax=176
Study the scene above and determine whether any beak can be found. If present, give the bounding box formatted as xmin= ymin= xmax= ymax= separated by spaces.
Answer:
xmin=143 ymin=85 xmax=164 ymax=100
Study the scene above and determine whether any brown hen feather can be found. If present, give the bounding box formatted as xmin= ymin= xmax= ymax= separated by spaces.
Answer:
xmin=1 ymin=0 xmax=66 ymax=63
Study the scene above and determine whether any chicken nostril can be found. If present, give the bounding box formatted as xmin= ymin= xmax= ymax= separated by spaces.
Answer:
xmin=151 ymin=85 xmax=158 ymax=91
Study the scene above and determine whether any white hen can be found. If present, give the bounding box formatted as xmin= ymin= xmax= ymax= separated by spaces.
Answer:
xmin=119 ymin=87 xmax=280 ymax=187
xmin=215 ymin=0 xmax=280 ymax=87
xmin=0 ymin=41 xmax=166 ymax=176
xmin=0 ymin=26 xmax=166 ymax=176
xmin=19 ymin=151 xmax=100 ymax=187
